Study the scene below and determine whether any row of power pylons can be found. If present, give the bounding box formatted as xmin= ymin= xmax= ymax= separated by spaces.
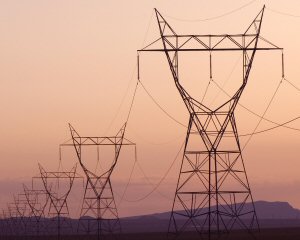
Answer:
xmin=0 ymin=164 xmax=79 ymax=239
xmin=0 ymin=5 xmax=284 ymax=240
xmin=0 ymin=124 xmax=135 ymax=239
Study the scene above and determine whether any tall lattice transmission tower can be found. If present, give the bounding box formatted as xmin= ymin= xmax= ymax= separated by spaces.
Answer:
xmin=38 ymin=163 xmax=79 ymax=239
xmin=61 ymin=123 xmax=135 ymax=239
xmin=23 ymin=183 xmax=49 ymax=236
xmin=139 ymin=6 xmax=282 ymax=239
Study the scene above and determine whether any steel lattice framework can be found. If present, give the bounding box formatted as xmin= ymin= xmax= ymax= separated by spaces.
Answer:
xmin=12 ymin=193 xmax=32 ymax=237
xmin=61 ymin=123 xmax=135 ymax=239
xmin=23 ymin=184 xmax=50 ymax=236
xmin=139 ymin=6 xmax=282 ymax=239
xmin=0 ymin=210 xmax=12 ymax=237
xmin=38 ymin=164 xmax=79 ymax=239
xmin=7 ymin=201 xmax=22 ymax=237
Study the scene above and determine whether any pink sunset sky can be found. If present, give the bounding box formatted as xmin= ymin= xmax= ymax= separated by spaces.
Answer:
xmin=0 ymin=0 xmax=299 ymax=217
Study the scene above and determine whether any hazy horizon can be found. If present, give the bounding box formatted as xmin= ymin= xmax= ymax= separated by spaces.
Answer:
xmin=0 ymin=0 xmax=300 ymax=219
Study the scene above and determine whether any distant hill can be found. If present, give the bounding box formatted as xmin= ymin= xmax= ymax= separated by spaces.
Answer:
xmin=123 ymin=201 xmax=300 ymax=220
xmin=120 ymin=201 xmax=300 ymax=233
xmin=1 ymin=201 xmax=300 ymax=235
xmin=254 ymin=201 xmax=300 ymax=219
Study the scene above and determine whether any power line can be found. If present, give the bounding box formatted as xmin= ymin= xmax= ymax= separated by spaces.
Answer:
xmin=104 ymin=67 xmax=137 ymax=135
xmin=128 ymin=125 xmax=185 ymax=145
xmin=208 ymin=116 xmax=300 ymax=138
xmin=266 ymin=7 xmax=300 ymax=18
xmin=212 ymin=79 xmax=300 ymax=132
xmin=201 ymin=78 xmax=212 ymax=104
xmin=162 ymin=0 xmax=257 ymax=22
xmin=118 ymin=146 xmax=138 ymax=205
xmin=210 ymin=53 xmax=242 ymax=105
xmin=239 ymin=116 xmax=300 ymax=136
xmin=135 ymin=161 xmax=172 ymax=200
xmin=284 ymin=78 xmax=300 ymax=92
xmin=104 ymin=12 xmax=154 ymax=134
xmin=125 ymin=80 xmax=139 ymax=123
xmin=119 ymin=141 xmax=185 ymax=203
xmin=140 ymin=8 xmax=267 ymax=236
xmin=139 ymin=80 xmax=187 ymax=128
xmin=242 ymin=79 xmax=283 ymax=150
xmin=140 ymin=76 xmax=300 ymax=135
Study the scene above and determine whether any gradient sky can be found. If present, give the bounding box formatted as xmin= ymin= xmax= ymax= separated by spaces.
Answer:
xmin=0 ymin=0 xmax=300 ymax=217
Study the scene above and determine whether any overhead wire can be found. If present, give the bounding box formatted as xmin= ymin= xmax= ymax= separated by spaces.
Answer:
xmin=138 ymin=81 xmax=187 ymax=128
xmin=118 ymin=146 xmax=138 ymax=205
xmin=114 ymin=13 xmax=159 ymax=202
xmin=119 ymin=141 xmax=185 ymax=203
xmin=240 ymin=49 xmax=293 ymax=149
xmin=139 ymin=47 xmax=300 ymax=135
xmin=135 ymin=161 xmax=172 ymax=200
xmin=239 ymin=116 xmax=300 ymax=136
xmin=241 ymin=78 xmax=283 ymax=150
xmin=128 ymin=125 xmax=185 ymax=145
xmin=106 ymin=5 xmax=300 ymax=139
xmin=104 ymin=11 xmax=154 ymax=134
xmin=284 ymin=78 xmax=300 ymax=92
xmin=266 ymin=7 xmax=300 ymax=18
xmin=201 ymin=79 xmax=212 ymax=104
xmin=201 ymin=52 xmax=213 ymax=104
xmin=140 ymin=76 xmax=300 ymax=135
xmin=123 ymin=13 xmax=157 ymax=124
xmin=104 ymin=67 xmax=137 ymax=135
xmin=212 ymin=79 xmax=300 ymax=132
xmin=210 ymin=53 xmax=243 ymax=105
xmin=125 ymin=79 xmax=139 ymax=124
xmin=162 ymin=0 xmax=257 ymax=22
xmin=116 ymin=5 xmax=300 ymax=204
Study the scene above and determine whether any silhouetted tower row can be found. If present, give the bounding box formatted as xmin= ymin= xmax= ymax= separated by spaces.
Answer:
xmin=0 ymin=5 xmax=285 ymax=240
xmin=13 ymin=193 xmax=32 ymax=236
xmin=139 ymin=6 xmax=282 ymax=239
xmin=23 ymin=184 xmax=49 ymax=236
xmin=38 ymin=164 xmax=79 ymax=239
xmin=60 ymin=123 xmax=135 ymax=239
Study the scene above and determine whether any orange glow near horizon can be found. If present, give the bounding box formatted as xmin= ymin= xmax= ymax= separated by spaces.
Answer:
xmin=0 ymin=0 xmax=299 ymax=217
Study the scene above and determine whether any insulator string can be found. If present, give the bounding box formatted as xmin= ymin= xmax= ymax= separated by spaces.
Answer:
xmin=282 ymin=50 xmax=285 ymax=79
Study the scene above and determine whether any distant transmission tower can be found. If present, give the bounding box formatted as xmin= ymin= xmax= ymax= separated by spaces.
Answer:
xmin=38 ymin=164 xmax=79 ymax=239
xmin=23 ymin=184 xmax=49 ymax=236
xmin=62 ymin=123 xmax=135 ymax=239
xmin=0 ymin=209 xmax=12 ymax=238
xmin=13 ymin=193 xmax=32 ymax=237
xmin=139 ymin=6 xmax=282 ymax=239
xmin=7 ymin=201 xmax=22 ymax=237
xmin=1 ymin=209 xmax=12 ymax=237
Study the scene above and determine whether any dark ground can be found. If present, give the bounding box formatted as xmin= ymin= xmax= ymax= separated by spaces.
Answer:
xmin=3 ymin=228 xmax=300 ymax=240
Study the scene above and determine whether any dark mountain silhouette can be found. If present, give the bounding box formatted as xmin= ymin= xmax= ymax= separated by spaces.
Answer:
xmin=2 ymin=201 xmax=300 ymax=235
xmin=123 ymin=201 xmax=300 ymax=220
xmin=119 ymin=201 xmax=300 ymax=233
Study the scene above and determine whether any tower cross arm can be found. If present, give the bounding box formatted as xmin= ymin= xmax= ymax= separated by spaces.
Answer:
xmin=138 ymin=34 xmax=282 ymax=52
xmin=60 ymin=137 xmax=135 ymax=146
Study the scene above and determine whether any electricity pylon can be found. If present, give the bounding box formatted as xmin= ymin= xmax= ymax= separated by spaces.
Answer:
xmin=13 ymin=193 xmax=32 ymax=237
xmin=0 ymin=210 xmax=11 ymax=237
xmin=7 ymin=201 xmax=22 ymax=237
xmin=23 ymin=184 xmax=49 ymax=236
xmin=38 ymin=163 xmax=79 ymax=239
xmin=1 ymin=209 xmax=13 ymax=237
xmin=62 ymin=123 xmax=135 ymax=239
xmin=139 ymin=6 xmax=282 ymax=239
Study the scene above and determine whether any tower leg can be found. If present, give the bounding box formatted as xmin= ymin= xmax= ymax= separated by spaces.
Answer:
xmin=168 ymin=112 xmax=259 ymax=239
